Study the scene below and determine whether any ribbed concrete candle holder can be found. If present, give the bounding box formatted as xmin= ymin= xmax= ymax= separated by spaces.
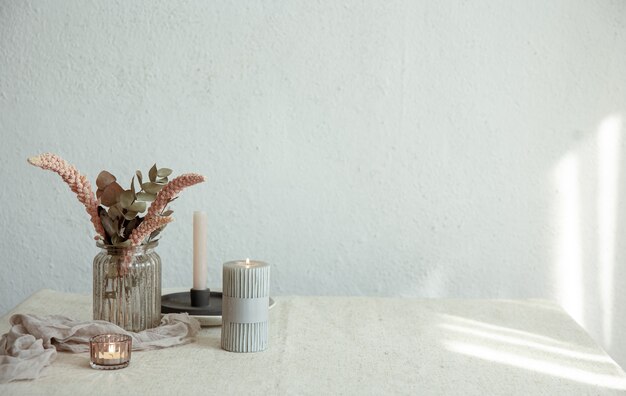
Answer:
xmin=221 ymin=259 xmax=270 ymax=353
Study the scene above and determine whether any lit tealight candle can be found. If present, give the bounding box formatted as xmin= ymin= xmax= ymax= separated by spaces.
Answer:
xmin=99 ymin=344 xmax=121 ymax=361
xmin=89 ymin=334 xmax=131 ymax=370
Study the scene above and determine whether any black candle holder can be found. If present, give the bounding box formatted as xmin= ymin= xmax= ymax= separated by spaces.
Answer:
xmin=161 ymin=289 xmax=224 ymax=316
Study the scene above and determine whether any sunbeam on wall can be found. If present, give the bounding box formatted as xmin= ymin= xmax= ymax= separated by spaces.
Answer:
xmin=554 ymin=153 xmax=584 ymax=326
xmin=597 ymin=115 xmax=622 ymax=349
xmin=553 ymin=114 xmax=623 ymax=360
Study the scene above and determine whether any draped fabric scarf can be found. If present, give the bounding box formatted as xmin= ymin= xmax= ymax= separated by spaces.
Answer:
xmin=0 ymin=313 xmax=200 ymax=383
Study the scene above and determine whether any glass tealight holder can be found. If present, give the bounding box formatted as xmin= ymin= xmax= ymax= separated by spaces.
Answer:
xmin=89 ymin=334 xmax=132 ymax=370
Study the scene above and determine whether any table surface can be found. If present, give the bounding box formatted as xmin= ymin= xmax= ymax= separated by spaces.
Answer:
xmin=1 ymin=289 xmax=625 ymax=395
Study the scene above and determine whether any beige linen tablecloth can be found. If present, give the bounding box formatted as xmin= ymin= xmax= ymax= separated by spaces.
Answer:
xmin=0 ymin=289 xmax=625 ymax=395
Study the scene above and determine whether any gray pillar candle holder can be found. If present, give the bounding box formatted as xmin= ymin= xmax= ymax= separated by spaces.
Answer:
xmin=221 ymin=259 xmax=270 ymax=353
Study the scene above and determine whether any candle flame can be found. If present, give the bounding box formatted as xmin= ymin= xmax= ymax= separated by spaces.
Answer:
xmin=245 ymin=258 xmax=250 ymax=265
xmin=108 ymin=343 xmax=116 ymax=353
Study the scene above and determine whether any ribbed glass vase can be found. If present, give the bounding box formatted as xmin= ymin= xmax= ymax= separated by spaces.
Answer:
xmin=93 ymin=241 xmax=161 ymax=332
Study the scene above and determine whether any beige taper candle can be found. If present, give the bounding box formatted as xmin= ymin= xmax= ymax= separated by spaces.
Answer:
xmin=192 ymin=211 xmax=208 ymax=290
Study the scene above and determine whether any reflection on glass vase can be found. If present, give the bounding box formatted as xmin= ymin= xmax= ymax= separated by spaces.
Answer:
xmin=93 ymin=241 xmax=161 ymax=332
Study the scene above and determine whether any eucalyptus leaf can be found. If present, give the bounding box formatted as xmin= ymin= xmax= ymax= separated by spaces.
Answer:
xmin=99 ymin=206 xmax=112 ymax=244
xmin=155 ymin=178 xmax=168 ymax=185
xmin=123 ymin=210 xmax=138 ymax=220
xmin=108 ymin=206 xmax=122 ymax=219
xmin=101 ymin=215 xmax=116 ymax=237
xmin=120 ymin=190 xmax=134 ymax=209
xmin=101 ymin=182 xmax=124 ymax=207
xmin=142 ymin=182 xmax=163 ymax=194
xmin=124 ymin=218 xmax=140 ymax=238
xmin=96 ymin=171 xmax=116 ymax=189
xmin=136 ymin=192 xmax=156 ymax=202
xmin=118 ymin=239 xmax=132 ymax=247
xmin=157 ymin=168 xmax=172 ymax=178
xmin=149 ymin=229 xmax=162 ymax=239
xmin=128 ymin=201 xmax=147 ymax=213
xmin=161 ymin=210 xmax=174 ymax=217
xmin=130 ymin=176 xmax=136 ymax=196
xmin=149 ymin=164 xmax=158 ymax=183
xmin=136 ymin=170 xmax=143 ymax=186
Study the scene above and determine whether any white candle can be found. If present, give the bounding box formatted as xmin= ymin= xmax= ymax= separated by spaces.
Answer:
xmin=98 ymin=344 xmax=122 ymax=363
xmin=99 ymin=346 xmax=121 ymax=360
xmin=193 ymin=211 xmax=208 ymax=290
xmin=221 ymin=259 xmax=270 ymax=352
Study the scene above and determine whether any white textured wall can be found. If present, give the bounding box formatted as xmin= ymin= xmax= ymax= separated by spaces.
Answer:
xmin=2 ymin=0 xmax=626 ymax=366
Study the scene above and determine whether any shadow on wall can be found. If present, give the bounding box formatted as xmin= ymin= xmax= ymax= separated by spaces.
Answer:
xmin=552 ymin=114 xmax=625 ymax=364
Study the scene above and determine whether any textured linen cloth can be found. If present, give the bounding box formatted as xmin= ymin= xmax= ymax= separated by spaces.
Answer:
xmin=0 ymin=312 xmax=200 ymax=383
xmin=1 ymin=290 xmax=626 ymax=395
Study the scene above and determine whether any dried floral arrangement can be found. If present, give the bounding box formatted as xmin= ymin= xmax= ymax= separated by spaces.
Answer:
xmin=27 ymin=153 xmax=205 ymax=247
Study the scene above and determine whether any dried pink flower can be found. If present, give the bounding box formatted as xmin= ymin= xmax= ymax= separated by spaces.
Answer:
xmin=28 ymin=153 xmax=105 ymax=239
xmin=127 ymin=173 xmax=204 ymax=246
xmin=146 ymin=173 xmax=206 ymax=218
xmin=129 ymin=215 xmax=173 ymax=246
